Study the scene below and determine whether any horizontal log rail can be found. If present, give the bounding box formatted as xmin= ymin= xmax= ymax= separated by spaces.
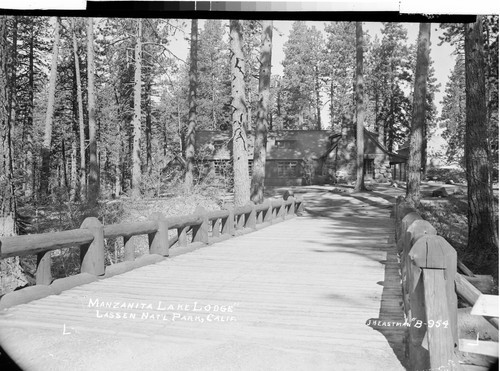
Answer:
xmin=0 ymin=195 xmax=304 ymax=302
xmin=394 ymin=196 xmax=498 ymax=371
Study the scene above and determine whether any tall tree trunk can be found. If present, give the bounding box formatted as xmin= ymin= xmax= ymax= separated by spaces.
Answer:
xmin=25 ymin=19 xmax=35 ymax=199
xmin=1 ymin=15 xmax=15 ymax=218
xmin=421 ymin=122 xmax=427 ymax=181
xmin=87 ymin=18 xmax=98 ymax=206
xmin=8 ymin=17 xmax=17 ymax=188
xmin=230 ymin=20 xmax=250 ymax=207
xmin=212 ymin=73 xmax=217 ymax=129
xmin=145 ymin=78 xmax=152 ymax=175
xmin=72 ymin=18 xmax=86 ymax=202
xmin=250 ymin=20 xmax=272 ymax=204
xmin=113 ymin=89 xmax=122 ymax=197
xmin=131 ymin=19 xmax=142 ymax=199
xmin=70 ymin=139 xmax=77 ymax=200
xmin=39 ymin=17 xmax=60 ymax=198
xmin=464 ymin=17 xmax=498 ymax=273
xmin=315 ymin=65 xmax=321 ymax=130
xmin=329 ymin=76 xmax=335 ymax=129
xmin=354 ymin=22 xmax=367 ymax=192
xmin=0 ymin=15 xmax=28 ymax=295
xmin=185 ymin=19 xmax=198 ymax=192
xmin=405 ymin=23 xmax=431 ymax=206
xmin=61 ymin=138 xmax=69 ymax=191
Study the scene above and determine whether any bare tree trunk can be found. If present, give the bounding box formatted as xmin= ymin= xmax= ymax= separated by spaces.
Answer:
xmin=87 ymin=18 xmax=98 ymax=206
xmin=329 ymin=76 xmax=335 ymax=129
xmin=113 ymin=89 xmax=122 ymax=197
xmin=1 ymin=15 xmax=15 ymax=218
xmin=8 ymin=17 xmax=17 ymax=187
xmin=464 ymin=17 xmax=498 ymax=273
xmin=61 ymin=138 xmax=69 ymax=190
xmin=0 ymin=16 xmax=28 ymax=295
xmin=354 ymin=22 xmax=367 ymax=192
xmin=25 ymin=19 xmax=35 ymax=199
xmin=421 ymin=123 xmax=427 ymax=181
xmin=131 ymin=19 xmax=142 ymax=199
xmin=39 ymin=17 xmax=60 ymax=198
xmin=406 ymin=23 xmax=431 ymax=206
xmin=185 ymin=19 xmax=198 ymax=192
xmin=72 ymin=18 xmax=86 ymax=202
xmin=315 ymin=65 xmax=321 ymax=130
xmin=250 ymin=21 xmax=272 ymax=204
xmin=70 ymin=139 xmax=77 ymax=200
xmin=230 ymin=20 xmax=250 ymax=207
xmin=212 ymin=74 xmax=217 ymax=129
xmin=145 ymin=79 xmax=152 ymax=175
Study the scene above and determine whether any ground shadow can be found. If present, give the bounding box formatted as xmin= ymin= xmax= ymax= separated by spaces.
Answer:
xmin=297 ymin=186 xmax=409 ymax=369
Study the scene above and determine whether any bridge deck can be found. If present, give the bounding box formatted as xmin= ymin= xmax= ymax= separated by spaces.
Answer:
xmin=0 ymin=189 xmax=407 ymax=370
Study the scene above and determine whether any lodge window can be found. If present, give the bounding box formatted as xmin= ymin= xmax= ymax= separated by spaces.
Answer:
xmin=214 ymin=160 xmax=230 ymax=176
xmin=277 ymin=161 xmax=298 ymax=177
xmin=248 ymin=160 xmax=253 ymax=177
xmin=275 ymin=140 xmax=296 ymax=149
xmin=213 ymin=140 xmax=225 ymax=151
xmin=364 ymin=159 xmax=375 ymax=178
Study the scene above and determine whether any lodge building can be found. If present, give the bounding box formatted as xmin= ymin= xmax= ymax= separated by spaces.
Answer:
xmin=195 ymin=128 xmax=408 ymax=187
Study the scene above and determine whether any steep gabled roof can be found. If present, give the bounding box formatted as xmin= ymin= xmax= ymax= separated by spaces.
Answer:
xmin=364 ymin=129 xmax=408 ymax=162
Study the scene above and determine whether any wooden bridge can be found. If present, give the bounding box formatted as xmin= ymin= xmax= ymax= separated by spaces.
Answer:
xmin=0 ymin=187 xmax=497 ymax=370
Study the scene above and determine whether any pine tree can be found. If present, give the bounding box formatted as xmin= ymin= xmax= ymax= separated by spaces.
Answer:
xmin=131 ymin=19 xmax=142 ymax=198
xmin=197 ymin=20 xmax=230 ymax=130
xmin=354 ymin=22 xmax=366 ymax=192
xmin=39 ymin=17 xmax=61 ymax=198
xmin=440 ymin=55 xmax=466 ymax=166
xmin=281 ymin=21 xmax=324 ymax=129
xmin=0 ymin=15 xmax=29 ymax=295
xmin=323 ymin=22 xmax=356 ymax=131
xmin=250 ymin=20 xmax=272 ymax=204
xmin=406 ymin=23 xmax=431 ymax=206
xmin=464 ymin=17 xmax=498 ymax=273
xmin=230 ymin=20 xmax=250 ymax=206
xmin=185 ymin=19 xmax=198 ymax=192
xmin=367 ymin=23 xmax=413 ymax=151
xmin=87 ymin=18 xmax=98 ymax=206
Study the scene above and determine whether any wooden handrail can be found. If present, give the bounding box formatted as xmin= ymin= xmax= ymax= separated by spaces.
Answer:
xmin=395 ymin=195 xmax=500 ymax=371
xmin=0 ymin=229 xmax=94 ymax=258
xmin=0 ymin=194 xmax=304 ymax=297
xmin=395 ymin=197 xmax=458 ymax=371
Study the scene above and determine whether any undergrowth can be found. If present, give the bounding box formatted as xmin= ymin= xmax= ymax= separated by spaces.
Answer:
xmin=16 ymin=174 xmax=228 ymax=283
xmin=418 ymin=196 xmax=499 ymax=285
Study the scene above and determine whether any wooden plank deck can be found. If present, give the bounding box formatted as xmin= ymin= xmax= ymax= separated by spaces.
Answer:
xmin=0 ymin=190 xmax=407 ymax=370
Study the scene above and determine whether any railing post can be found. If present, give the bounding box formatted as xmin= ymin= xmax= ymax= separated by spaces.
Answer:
xmin=177 ymin=227 xmax=188 ymax=247
xmin=295 ymin=196 xmax=304 ymax=214
xmin=278 ymin=199 xmax=286 ymax=220
xmin=36 ymin=251 xmax=52 ymax=285
xmin=235 ymin=209 xmax=245 ymax=230
xmin=222 ymin=209 xmax=234 ymax=236
xmin=123 ymin=236 xmax=135 ymax=261
xmin=192 ymin=206 xmax=208 ymax=244
xmin=263 ymin=200 xmax=272 ymax=222
xmin=245 ymin=202 xmax=256 ymax=229
xmin=80 ymin=217 xmax=105 ymax=276
xmin=287 ymin=197 xmax=295 ymax=217
xmin=212 ymin=219 xmax=221 ymax=237
xmin=407 ymin=235 xmax=458 ymax=371
xmin=148 ymin=212 xmax=170 ymax=256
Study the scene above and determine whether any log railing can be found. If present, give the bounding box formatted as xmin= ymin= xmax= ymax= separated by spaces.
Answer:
xmin=0 ymin=195 xmax=304 ymax=309
xmin=395 ymin=196 xmax=498 ymax=371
